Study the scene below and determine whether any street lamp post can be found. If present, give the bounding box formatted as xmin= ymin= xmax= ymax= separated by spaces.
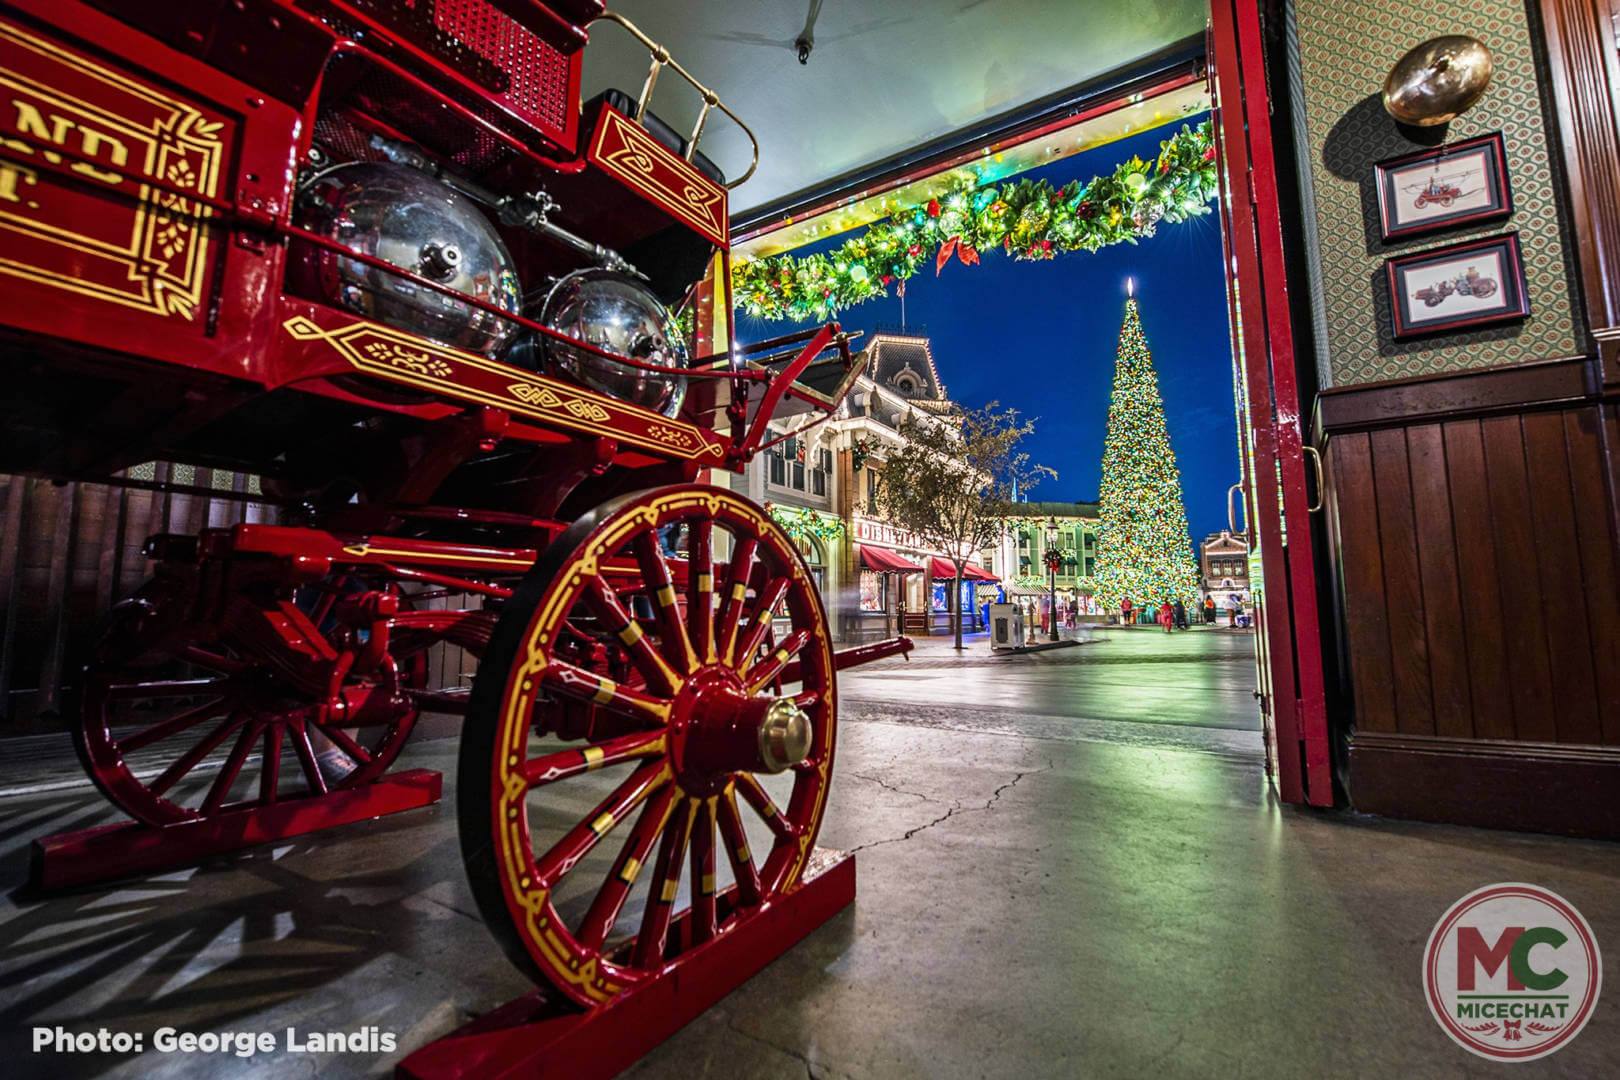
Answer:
xmin=1044 ymin=516 xmax=1060 ymax=642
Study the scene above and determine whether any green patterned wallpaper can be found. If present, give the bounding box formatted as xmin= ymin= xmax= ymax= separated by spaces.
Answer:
xmin=1291 ymin=0 xmax=1585 ymax=387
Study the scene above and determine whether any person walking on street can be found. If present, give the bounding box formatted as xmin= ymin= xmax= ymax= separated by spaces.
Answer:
xmin=1226 ymin=596 xmax=1238 ymax=628
xmin=1158 ymin=600 xmax=1174 ymax=633
xmin=1203 ymin=596 xmax=1216 ymax=625
xmin=1173 ymin=598 xmax=1187 ymax=630
xmin=1121 ymin=598 xmax=1132 ymax=627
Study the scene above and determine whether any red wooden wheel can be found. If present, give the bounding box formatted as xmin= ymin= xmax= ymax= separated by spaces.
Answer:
xmin=458 ymin=485 xmax=835 ymax=1007
xmin=77 ymin=578 xmax=423 ymax=827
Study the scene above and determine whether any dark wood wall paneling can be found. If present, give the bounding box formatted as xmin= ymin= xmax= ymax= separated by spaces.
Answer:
xmin=1324 ymin=377 xmax=1620 ymax=750
xmin=1319 ymin=355 xmax=1620 ymax=837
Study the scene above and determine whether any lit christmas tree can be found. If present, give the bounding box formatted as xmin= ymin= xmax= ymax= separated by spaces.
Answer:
xmin=1093 ymin=293 xmax=1200 ymax=610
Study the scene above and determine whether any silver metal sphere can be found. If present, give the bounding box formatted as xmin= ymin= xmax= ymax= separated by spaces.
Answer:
xmin=533 ymin=269 xmax=688 ymax=418
xmin=293 ymin=162 xmax=521 ymax=357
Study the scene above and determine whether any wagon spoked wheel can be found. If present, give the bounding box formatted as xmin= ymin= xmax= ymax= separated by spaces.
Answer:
xmin=459 ymin=485 xmax=835 ymax=1007
xmin=77 ymin=581 xmax=422 ymax=827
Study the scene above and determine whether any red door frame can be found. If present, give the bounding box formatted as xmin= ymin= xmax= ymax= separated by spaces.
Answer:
xmin=1208 ymin=0 xmax=1333 ymax=805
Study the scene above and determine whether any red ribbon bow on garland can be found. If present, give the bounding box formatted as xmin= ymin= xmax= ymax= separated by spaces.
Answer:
xmin=935 ymin=236 xmax=980 ymax=275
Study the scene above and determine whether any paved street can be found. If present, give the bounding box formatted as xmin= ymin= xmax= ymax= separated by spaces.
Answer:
xmin=2 ymin=628 xmax=1618 ymax=1079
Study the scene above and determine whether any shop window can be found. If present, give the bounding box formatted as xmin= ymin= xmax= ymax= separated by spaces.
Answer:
xmin=768 ymin=446 xmax=785 ymax=486
xmin=792 ymin=458 xmax=805 ymax=490
xmin=859 ymin=570 xmax=884 ymax=611
xmin=810 ymin=448 xmax=831 ymax=496
xmin=796 ymin=535 xmax=825 ymax=595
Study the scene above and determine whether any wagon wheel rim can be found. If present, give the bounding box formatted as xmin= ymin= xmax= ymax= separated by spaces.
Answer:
xmin=78 ymin=582 xmax=421 ymax=827
xmin=460 ymin=485 xmax=835 ymax=1007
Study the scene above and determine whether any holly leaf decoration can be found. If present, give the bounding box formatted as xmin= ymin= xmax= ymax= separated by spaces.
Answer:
xmin=936 ymin=235 xmax=959 ymax=275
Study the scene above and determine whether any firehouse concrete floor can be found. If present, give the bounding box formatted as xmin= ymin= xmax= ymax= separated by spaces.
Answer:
xmin=1 ymin=628 xmax=1617 ymax=1079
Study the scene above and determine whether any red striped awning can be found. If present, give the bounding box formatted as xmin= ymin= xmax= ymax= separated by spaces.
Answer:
xmin=928 ymin=557 xmax=999 ymax=582
xmin=858 ymin=545 xmax=924 ymax=574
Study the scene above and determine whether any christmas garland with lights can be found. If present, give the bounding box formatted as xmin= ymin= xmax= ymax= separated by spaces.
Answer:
xmin=763 ymin=502 xmax=847 ymax=543
xmin=734 ymin=120 xmax=1217 ymax=323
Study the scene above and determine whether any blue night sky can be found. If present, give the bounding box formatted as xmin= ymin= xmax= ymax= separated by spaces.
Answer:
xmin=738 ymin=119 xmax=1240 ymax=548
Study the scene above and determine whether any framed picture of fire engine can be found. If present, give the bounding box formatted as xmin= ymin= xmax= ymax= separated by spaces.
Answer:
xmin=1385 ymin=232 xmax=1529 ymax=339
xmin=1374 ymin=131 xmax=1512 ymax=241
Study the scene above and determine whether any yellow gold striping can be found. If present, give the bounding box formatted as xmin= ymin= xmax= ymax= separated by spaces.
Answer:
xmin=730 ymin=581 xmax=747 ymax=602
xmin=700 ymin=873 xmax=715 ymax=895
xmin=697 ymin=572 xmax=713 ymax=590
xmin=618 ymin=622 xmax=644 ymax=646
xmin=592 ymin=677 xmax=616 ymax=704
xmin=660 ymin=879 xmax=679 ymax=903
xmin=736 ymin=843 xmax=750 ymax=862
xmin=655 ymin=584 xmax=677 ymax=608
xmin=591 ymin=812 xmax=616 ymax=835
xmin=618 ymin=856 xmax=642 ymax=884
xmin=583 ymin=746 xmax=606 ymax=770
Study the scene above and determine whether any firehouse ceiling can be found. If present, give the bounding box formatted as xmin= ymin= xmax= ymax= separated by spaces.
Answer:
xmin=583 ymin=0 xmax=1208 ymax=215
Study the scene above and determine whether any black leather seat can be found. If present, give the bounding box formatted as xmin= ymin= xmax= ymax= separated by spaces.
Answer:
xmin=581 ymin=88 xmax=725 ymax=186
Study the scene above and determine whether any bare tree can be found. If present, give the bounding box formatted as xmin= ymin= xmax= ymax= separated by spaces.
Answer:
xmin=874 ymin=402 xmax=1056 ymax=649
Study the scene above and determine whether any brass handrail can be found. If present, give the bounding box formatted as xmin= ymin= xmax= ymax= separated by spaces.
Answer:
xmin=595 ymin=9 xmax=760 ymax=189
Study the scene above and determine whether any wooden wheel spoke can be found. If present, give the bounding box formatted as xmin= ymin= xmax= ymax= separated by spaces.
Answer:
xmin=575 ymin=783 xmax=680 ymax=952
xmin=735 ymin=772 xmax=798 ymax=842
xmin=259 ymin=725 xmax=282 ymax=804
xmin=632 ymin=794 xmax=696 ymax=968
xmin=632 ymin=531 xmax=698 ymax=675
xmin=541 ymin=660 xmax=671 ymax=728
xmin=689 ymin=797 xmax=718 ymax=944
xmin=531 ymin=759 xmax=671 ymax=888
xmin=583 ymin=579 xmax=681 ymax=696
xmin=745 ymin=628 xmax=811 ymax=695
xmin=716 ymin=788 xmax=763 ymax=908
xmin=201 ymin=719 xmax=258 ymax=815
xmin=322 ymin=725 xmax=373 ymax=766
xmin=684 ymin=516 xmax=716 ymax=665
xmin=117 ymin=695 xmax=233 ymax=752
xmin=519 ymin=729 xmax=667 ymax=788
xmin=147 ymin=712 xmax=249 ymax=797
xmin=289 ymin=722 xmax=329 ymax=797
xmin=734 ymin=577 xmax=790 ymax=673
xmin=714 ymin=539 xmax=759 ymax=665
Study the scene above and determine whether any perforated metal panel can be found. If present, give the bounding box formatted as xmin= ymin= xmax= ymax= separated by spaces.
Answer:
xmin=434 ymin=0 xmax=571 ymax=137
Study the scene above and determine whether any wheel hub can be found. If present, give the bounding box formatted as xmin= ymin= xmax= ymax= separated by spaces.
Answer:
xmin=669 ymin=665 xmax=812 ymax=794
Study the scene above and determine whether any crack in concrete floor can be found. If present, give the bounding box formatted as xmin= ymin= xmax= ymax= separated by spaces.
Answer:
xmin=845 ymin=760 xmax=1053 ymax=856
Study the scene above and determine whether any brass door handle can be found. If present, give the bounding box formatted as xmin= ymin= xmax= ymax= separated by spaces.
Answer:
xmin=1227 ymin=483 xmax=1243 ymax=534
xmin=1303 ymin=446 xmax=1324 ymax=513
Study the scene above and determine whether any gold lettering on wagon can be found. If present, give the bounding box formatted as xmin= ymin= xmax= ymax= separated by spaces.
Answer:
xmin=0 ymin=21 xmax=225 ymax=321
xmin=9 ymin=98 xmax=128 ymax=185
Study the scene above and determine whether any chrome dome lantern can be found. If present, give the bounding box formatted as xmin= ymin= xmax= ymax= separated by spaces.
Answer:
xmin=529 ymin=269 xmax=689 ymax=418
xmin=293 ymin=162 xmax=522 ymax=358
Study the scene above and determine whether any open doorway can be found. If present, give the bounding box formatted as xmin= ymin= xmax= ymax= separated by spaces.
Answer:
xmin=719 ymin=3 xmax=1332 ymax=806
